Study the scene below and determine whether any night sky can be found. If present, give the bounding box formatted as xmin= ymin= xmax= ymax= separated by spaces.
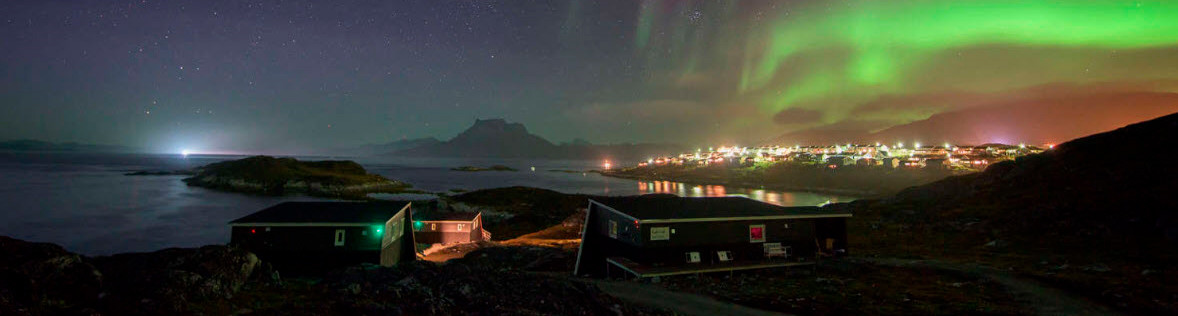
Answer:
xmin=3 ymin=1 xmax=1178 ymax=154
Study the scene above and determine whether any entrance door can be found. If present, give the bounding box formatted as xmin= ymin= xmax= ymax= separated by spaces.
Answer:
xmin=334 ymin=229 xmax=346 ymax=246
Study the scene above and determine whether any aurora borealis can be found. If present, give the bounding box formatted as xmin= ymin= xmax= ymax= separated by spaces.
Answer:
xmin=3 ymin=0 xmax=1178 ymax=153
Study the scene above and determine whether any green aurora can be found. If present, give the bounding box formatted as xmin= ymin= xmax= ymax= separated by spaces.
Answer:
xmin=625 ymin=0 xmax=1178 ymax=134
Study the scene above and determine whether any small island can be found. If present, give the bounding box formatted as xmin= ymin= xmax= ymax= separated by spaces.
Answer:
xmin=450 ymin=165 xmax=517 ymax=172
xmin=182 ymin=156 xmax=413 ymax=199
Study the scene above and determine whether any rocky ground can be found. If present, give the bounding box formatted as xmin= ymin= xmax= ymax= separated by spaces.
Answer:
xmin=0 ymin=236 xmax=260 ymax=315
xmin=0 ymin=235 xmax=664 ymax=315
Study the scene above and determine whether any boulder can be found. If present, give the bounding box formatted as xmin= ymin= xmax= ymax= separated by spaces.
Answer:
xmin=323 ymin=260 xmax=647 ymax=315
xmin=93 ymin=245 xmax=258 ymax=315
xmin=0 ymin=236 xmax=103 ymax=315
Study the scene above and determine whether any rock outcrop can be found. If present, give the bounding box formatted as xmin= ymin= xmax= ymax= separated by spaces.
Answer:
xmin=323 ymin=260 xmax=651 ymax=315
xmin=0 ymin=237 xmax=103 ymax=315
xmin=93 ymin=246 xmax=260 ymax=315
xmin=0 ymin=237 xmax=260 ymax=315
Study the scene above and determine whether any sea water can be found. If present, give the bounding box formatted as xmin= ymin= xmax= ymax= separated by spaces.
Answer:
xmin=0 ymin=152 xmax=851 ymax=255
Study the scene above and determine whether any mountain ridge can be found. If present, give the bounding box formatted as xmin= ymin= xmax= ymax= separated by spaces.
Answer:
xmin=395 ymin=118 xmax=687 ymax=160
xmin=773 ymin=91 xmax=1178 ymax=145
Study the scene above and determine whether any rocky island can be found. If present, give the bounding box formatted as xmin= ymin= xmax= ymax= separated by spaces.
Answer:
xmin=182 ymin=156 xmax=413 ymax=199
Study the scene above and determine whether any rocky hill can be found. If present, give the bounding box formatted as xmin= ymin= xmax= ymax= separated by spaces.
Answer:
xmin=182 ymin=156 xmax=411 ymax=198
xmin=841 ymin=111 xmax=1178 ymax=313
xmin=773 ymin=92 xmax=1178 ymax=145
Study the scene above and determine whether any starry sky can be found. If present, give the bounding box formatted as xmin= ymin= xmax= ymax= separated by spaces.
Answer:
xmin=3 ymin=1 xmax=1178 ymax=154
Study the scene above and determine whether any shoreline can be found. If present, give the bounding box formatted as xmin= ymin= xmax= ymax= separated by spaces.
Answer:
xmin=599 ymin=171 xmax=878 ymax=198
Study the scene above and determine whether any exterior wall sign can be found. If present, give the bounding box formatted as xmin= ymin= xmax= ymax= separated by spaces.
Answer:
xmin=650 ymin=227 xmax=670 ymax=240
xmin=749 ymin=224 xmax=765 ymax=243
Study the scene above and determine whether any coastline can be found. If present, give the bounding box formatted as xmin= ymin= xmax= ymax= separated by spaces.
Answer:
xmin=599 ymin=171 xmax=877 ymax=198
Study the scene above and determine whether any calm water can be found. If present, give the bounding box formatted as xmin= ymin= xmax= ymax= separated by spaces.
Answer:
xmin=0 ymin=152 xmax=852 ymax=255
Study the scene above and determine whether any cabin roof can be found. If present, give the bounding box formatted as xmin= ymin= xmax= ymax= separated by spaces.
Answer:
xmin=230 ymin=201 xmax=410 ymax=224
xmin=589 ymin=195 xmax=850 ymax=221
xmin=413 ymin=211 xmax=479 ymax=222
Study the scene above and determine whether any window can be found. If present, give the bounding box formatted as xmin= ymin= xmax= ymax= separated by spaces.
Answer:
xmin=608 ymin=220 xmax=618 ymax=238
xmin=430 ymin=223 xmax=436 ymax=231
xmin=334 ymin=229 xmax=346 ymax=246
xmin=749 ymin=224 xmax=765 ymax=243
xmin=457 ymin=223 xmax=465 ymax=231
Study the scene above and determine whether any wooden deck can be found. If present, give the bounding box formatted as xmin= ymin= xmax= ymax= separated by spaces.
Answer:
xmin=605 ymin=256 xmax=814 ymax=278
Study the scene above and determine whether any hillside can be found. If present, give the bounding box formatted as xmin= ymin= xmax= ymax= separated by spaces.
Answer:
xmin=773 ymin=92 xmax=1178 ymax=145
xmin=182 ymin=156 xmax=412 ymax=198
xmin=841 ymin=111 xmax=1178 ymax=313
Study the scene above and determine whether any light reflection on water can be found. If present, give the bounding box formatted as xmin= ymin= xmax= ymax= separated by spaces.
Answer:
xmin=636 ymin=180 xmax=845 ymax=206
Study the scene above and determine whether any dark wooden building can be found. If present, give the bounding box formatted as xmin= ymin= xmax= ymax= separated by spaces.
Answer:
xmin=574 ymin=195 xmax=851 ymax=278
xmin=412 ymin=211 xmax=489 ymax=245
xmin=229 ymin=201 xmax=416 ymax=274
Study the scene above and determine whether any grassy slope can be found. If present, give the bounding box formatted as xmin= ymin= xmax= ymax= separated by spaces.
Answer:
xmin=841 ymin=112 xmax=1178 ymax=314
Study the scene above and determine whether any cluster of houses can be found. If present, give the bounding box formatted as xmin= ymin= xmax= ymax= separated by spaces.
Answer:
xmin=228 ymin=195 xmax=851 ymax=278
xmin=636 ymin=143 xmax=1046 ymax=171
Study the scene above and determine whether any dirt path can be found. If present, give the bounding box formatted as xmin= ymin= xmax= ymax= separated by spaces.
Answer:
xmin=587 ymin=279 xmax=790 ymax=316
xmin=858 ymin=257 xmax=1121 ymax=316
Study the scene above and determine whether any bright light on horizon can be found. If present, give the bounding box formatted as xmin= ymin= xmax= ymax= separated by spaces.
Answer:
xmin=181 ymin=149 xmax=191 ymax=157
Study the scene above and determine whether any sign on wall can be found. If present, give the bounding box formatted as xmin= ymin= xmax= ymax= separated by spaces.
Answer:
xmin=650 ymin=227 xmax=670 ymax=240
xmin=749 ymin=224 xmax=765 ymax=243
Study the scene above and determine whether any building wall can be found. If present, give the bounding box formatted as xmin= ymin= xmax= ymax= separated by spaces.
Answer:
xmin=230 ymin=225 xmax=385 ymax=252
xmin=590 ymin=204 xmax=642 ymax=246
xmin=413 ymin=218 xmax=481 ymax=244
xmin=626 ymin=218 xmax=826 ymax=266
xmin=230 ymin=225 xmax=388 ymax=275
xmin=381 ymin=207 xmax=416 ymax=266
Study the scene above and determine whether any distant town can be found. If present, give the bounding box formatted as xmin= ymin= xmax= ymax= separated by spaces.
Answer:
xmin=628 ymin=142 xmax=1049 ymax=171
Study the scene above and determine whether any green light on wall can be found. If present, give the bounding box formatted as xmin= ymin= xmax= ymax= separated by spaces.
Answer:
xmin=373 ymin=225 xmax=383 ymax=237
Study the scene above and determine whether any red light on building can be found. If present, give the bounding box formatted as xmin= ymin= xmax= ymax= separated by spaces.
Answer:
xmin=250 ymin=228 xmax=256 ymax=234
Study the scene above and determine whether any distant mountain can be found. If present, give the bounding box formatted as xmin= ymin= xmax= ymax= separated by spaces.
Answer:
xmin=0 ymin=139 xmax=137 ymax=153
xmin=397 ymin=119 xmax=558 ymax=158
xmin=395 ymin=119 xmax=686 ymax=160
xmin=773 ymin=92 xmax=1178 ymax=145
